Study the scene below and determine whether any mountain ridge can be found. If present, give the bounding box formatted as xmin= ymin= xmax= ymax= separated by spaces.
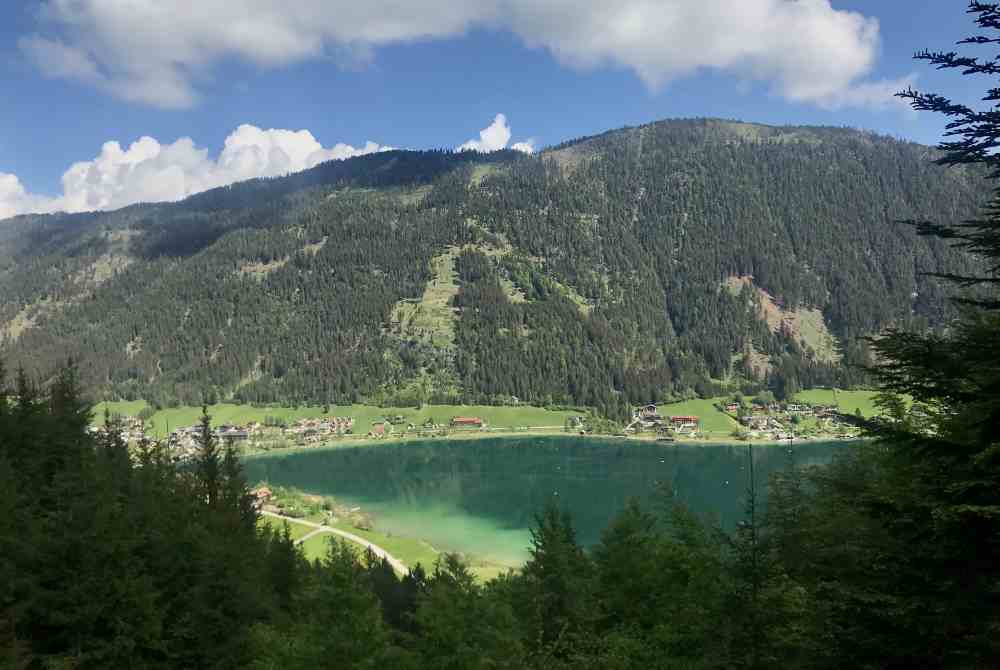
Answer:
xmin=0 ymin=118 xmax=987 ymax=417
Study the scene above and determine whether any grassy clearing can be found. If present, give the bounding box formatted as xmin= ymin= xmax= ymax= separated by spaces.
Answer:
xmin=92 ymin=401 xmax=579 ymax=438
xmin=280 ymin=515 xmax=441 ymax=571
xmin=723 ymin=276 xmax=839 ymax=364
xmin=300 ymin=523 xmax=508 ymax=581
xmin=654 ymin=398 xmax=738 ymax=435
xmin=793 ymin=389 xmax=883 ymax=418
xmin=469 ymin=164 xmax=502 ymax=187
xmin=93 ymin=400 xmax=150 ymax=420
xmin=259 ymin=516 xmax=315 ymax=542
xmin=298 ymin=533 xmax=332 ymax=562
xmin=238 ymin=256 xmax=288 ymax=280
xmin=328 ymin=520 xmax=441 ymax=570
xmin=791 ymin=308 xmax=840 ymax=364
xmin=391 ymin=248 xmax=460 ymax=348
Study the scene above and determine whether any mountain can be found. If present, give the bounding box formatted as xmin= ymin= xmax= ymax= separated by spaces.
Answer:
xmin=0 ymin=118 xmax=988 ymax=417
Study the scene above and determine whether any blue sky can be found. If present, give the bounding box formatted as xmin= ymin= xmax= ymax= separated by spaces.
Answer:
xmin=0 ymin=1 xmax=992 ymax=218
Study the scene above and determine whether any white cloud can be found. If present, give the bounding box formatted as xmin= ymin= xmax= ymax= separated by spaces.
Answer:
xmin=0 ymin=174 xmax=57 ymax=220
xmin=24 ymin=0 xmax=910 ymax=111
xmin=813 ymin=74 xmax=919 ymax=111
xmin=511 ymin=141 xmax=536 ymax=154
xmin=0 ymin=125 xmax=389 ymax=219
xmin=457 ymin=113 xmax=533 ymax=153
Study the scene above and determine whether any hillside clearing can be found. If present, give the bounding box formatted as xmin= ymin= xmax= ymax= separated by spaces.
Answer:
xmin=724 ymin=276 xmax=840 ymax=365
xmin=391 ymin=248 xmax=460 ymax=348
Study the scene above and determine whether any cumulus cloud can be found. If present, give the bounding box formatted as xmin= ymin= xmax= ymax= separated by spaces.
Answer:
xmin=23 ymin=0 xmax=911 ymax=111
xmin=511 ymin=141 xmax=536 ymax=154
xmin=0 ymin=125 xmax=389 ymax=219
xmin=458 ymin=114 xmax=534 ymax=153
xmin=0 ymin=174 xmax=56 ymax=221
xmin=813 ymin=74 xmax=919 ymax=111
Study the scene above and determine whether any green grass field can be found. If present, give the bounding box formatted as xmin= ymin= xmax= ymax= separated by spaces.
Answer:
xmin=651 ymin=390 xmax=888 ymax=433
xmin=306 ymin=522 xmax=507 ymax=580
xmin=264 ymin=505 xmax=510 ymax=579
xmin=280 ymin=516 xmax=441 ymax=571
xmin=654 ymin=398 xmax=738 ymax=435
xmin=92 ymin=399 xmax=148 ymax=420
xmin=328 ymin=520 xmax=441 ymax=569
xmin=793 ymin=389 xmax=883 ymax=418
xmin=259 ymin=516 xmax=315 ymax=542
xmin=92 ymin=401 xmax=580 ymax=439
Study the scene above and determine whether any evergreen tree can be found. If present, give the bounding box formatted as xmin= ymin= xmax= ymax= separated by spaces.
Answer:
xmin=196 ymin=406 xmax=220 ymax=507
xmin=869 ymin=3 xmax=1000 ymax=663
xmin=510 ymin=502 xmax=596 ymax=665
xmin=413 ymin=554 xmax=522 ymax=670
xmin=221 ymin=440 xmax=258 ymax=533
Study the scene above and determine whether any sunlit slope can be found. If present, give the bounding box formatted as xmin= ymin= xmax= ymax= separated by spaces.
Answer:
xmin=4 ymin=119 xmax=987 ymax=413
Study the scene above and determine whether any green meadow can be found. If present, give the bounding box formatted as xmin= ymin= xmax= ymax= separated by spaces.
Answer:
xmin=92 ymin=401 xmax=581 ymax=438
xmin=652 ymin=398 xmax=739 ymax=435
xmin=259 ymin=516 xmax=315 ymax=542
xmin=94 ymin=390 xmax=886 ymax=442
xmin=792 ymin=389 xmax=883 ymax=418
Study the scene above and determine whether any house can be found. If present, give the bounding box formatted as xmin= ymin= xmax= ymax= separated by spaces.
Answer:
xmin=217 ymin=426 xmax=249 ymax=441
xmin=669 ymin=415 xmax=699 ymax=426
xmin=637 ymin=404 xmax=660 ymax=420
xmin=253 ymin=486 xmax=272 ymax=503
xmin=370 ymin=422 xmax=389 ymax=437
xmin=451 ymin=416 xmax=484 ymax=428
xmin=675 ymin=423 xmax=699 ymax=436
xmin=742 ymin=415 xmax=770 ymax=430
xmin=724 ymin=402 xmax=740 ymax=413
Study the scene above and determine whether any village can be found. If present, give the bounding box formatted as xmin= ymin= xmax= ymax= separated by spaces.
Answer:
xmin=91 ymin=393 xmax=872 ymax=461
xmin=93 ymin=412 xmax=494 ymax=460
xmin=623 ymin=398 xmax=863 ymax=442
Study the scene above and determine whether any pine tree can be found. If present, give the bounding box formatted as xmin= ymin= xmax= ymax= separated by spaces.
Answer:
xmin=196 ymin=406 xmax=220 ymax=507
xmin=514 ymin=502 xmax=596 ymax=663
xmin=781 ymin=4 xmax=1000 ymax=664
xmin=221 ymin=440 xmax=257 ymax=532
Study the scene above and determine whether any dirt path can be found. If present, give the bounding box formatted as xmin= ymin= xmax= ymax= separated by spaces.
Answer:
xmin=262 ymin=510 xmax=409 ymax=575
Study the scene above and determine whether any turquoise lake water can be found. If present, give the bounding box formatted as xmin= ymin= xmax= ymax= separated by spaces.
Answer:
xmin=243 ymin=437 xmax=843 ymax=566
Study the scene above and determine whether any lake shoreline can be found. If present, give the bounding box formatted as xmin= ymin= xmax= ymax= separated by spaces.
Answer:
xmin=241 ymin=430 xmax=863 ymax=460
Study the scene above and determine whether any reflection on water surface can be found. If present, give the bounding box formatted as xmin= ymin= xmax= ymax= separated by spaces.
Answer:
xmin=244 ymin=437 xmax=841 ymax=565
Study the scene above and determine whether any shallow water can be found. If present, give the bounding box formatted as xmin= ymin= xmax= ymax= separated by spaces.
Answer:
xmin=244 ymin=436 xmax=843 ymax=566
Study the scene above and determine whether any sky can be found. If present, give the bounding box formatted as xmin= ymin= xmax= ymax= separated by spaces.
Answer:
xmin=0 ymin=1 xmax=993 ymax=220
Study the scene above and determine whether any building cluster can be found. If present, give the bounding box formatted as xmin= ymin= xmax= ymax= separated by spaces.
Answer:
xmin=731 ymin=402 xmax=845 ymax=440
xmin=89 ymin=415 xmax=148 ymax=443
xmin=366 ymin=415 xmax=488 ymax=438
xmin=162 ymin=423 xmax=257 ymax=458
xmin=626 ymin=405 xmax=700 ymax=436
xmin=286 ymin=417 xmax=354 ymax=443
xmin=163 ymin=417 xmax=355 ymax=451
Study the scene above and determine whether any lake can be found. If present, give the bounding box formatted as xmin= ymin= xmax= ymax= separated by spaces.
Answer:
xmin=243 ymin=437 xmax=843 ymax=567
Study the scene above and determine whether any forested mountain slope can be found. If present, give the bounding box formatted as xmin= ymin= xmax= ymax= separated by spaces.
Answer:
xmin=0 ymin=119 xmax=987 ymax=416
